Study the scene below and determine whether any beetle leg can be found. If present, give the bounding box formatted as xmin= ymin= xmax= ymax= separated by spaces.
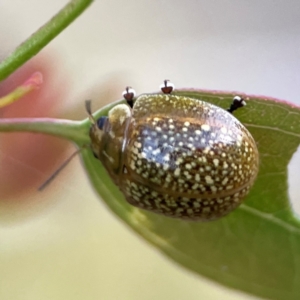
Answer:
xmin=160 ymin=80 xmax=175 ymax=94
xmin=122 ymin=86 xmax=136 ymax=108
xmin=227 ymin=96 xmax=246 ymax=113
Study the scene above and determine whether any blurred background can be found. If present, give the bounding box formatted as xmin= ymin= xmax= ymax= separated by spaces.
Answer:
xmin=0 ymin=0 xmax=300 ymax=299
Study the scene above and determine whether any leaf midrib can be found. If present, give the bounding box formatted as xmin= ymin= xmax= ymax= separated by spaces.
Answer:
xmin=245 ymin=123 xmax=300 ymax=138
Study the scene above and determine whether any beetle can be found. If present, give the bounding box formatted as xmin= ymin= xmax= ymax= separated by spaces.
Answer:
xmin=86 ymin=81 xmax=259 ymax=221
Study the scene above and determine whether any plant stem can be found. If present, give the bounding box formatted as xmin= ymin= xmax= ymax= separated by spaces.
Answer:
xmin=0 ymin=72 xmax=43 ymax=108
xmin=0 ymin=118 xmax=90 ymax=145
xmin=0 ymin=0 xmax=94 ymax=81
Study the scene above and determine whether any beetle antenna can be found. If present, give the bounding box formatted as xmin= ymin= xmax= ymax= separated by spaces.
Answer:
xmin=39 ymin=101 xmax=97 ymax=191
xmin=85 ymin=100 xmax=96 ymax=124
xmin=38 ymin=148 xmax=82 ymax=191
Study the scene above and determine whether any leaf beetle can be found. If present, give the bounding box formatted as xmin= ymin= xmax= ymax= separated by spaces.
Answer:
xmin=86 ymin=81 xmax=259 ymax=221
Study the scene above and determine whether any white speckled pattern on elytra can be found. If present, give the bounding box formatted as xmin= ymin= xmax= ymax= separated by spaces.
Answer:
xmin=90 ymin=94 xmax=259 ymax=221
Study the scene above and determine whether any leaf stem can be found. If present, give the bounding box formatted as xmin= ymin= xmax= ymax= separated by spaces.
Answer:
xmin=0 ymin=0 xmax=94 ymax=81
xmin=0 ymin=118 xmax=90 ymax=145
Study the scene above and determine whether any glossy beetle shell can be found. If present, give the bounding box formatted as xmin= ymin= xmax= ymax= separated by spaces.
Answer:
xmin=90 ymin=94 xmax=259 ymax=221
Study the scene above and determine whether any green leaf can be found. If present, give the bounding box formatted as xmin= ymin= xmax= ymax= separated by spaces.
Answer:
xmin=81 ymin=91 xmax=300 ymax=300
xmin=1 ymin=90 xmax=299 ymax=299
